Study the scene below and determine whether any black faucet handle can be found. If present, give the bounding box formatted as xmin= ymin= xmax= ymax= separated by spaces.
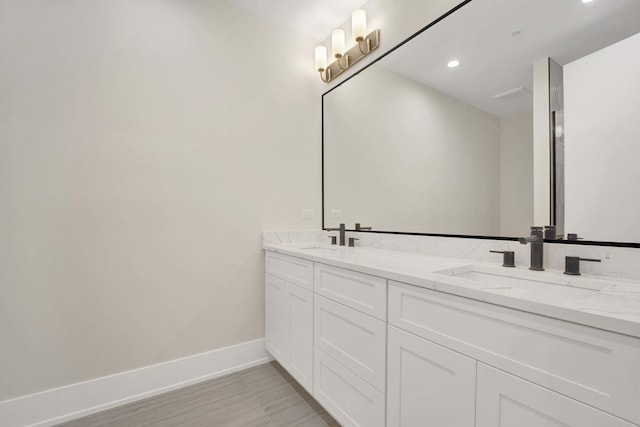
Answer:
xmin=329 ymin=235 xmax=337 ymax=245
xmin=544 ymin=225 xmax=557 ymax=240
xmin=325 ymin=223 xmax=345 ymax=231
xmin=564 ymin=256 xmax=601 ymax=276
xmin=567 ymin=233 xmax=584 ymax=241
xmin=355 ymin=223 xmax=372 ymax=231
xmin=490 ymin=250 xmax=515 ymax=268
xmin=348 ymin=237 xmax=359 ymax=247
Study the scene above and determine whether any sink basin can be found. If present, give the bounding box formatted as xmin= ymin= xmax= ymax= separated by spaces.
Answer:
xmin=433 ymin=264 xmax=610 ymax=299
xmin=298 ymin=245 xmax=338 ymax=252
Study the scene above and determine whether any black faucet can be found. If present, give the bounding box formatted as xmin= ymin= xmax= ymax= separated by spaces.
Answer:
xmin=355 ymin=223 xmax=372 ymax=231
xmin=519 ymin=226 xmax=544 ymax=271
xmin=564 ymin=256 xmax=601 ymax=275
xmin=489 ymin=250 xmax=515 ymax=268
xmin=326 ymin=223 xmax=346 ymax=246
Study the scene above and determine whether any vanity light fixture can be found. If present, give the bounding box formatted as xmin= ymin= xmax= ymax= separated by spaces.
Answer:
xmin=447 ymin=59 xmax=460 ymax=68
xmin=315 ymin=9 xmax=380 ymax=83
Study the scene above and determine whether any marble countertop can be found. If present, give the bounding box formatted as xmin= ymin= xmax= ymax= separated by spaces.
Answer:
xmin=263 ymin=241 xmax=640 ymax=339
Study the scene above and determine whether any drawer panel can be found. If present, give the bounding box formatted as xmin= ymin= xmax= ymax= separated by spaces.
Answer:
xmin=315 ymin=295 xmax=386 ymax=391
xmin=388 ymin=281 xmax=640 ymax=425
xmin=314 ymin=348 xmax=385 ymax=427
xmin=314 ymin=263 xmax=387 ymax=320
xmin=265 ymin=251 xmax=313 ymax=290
xmin=476 ymin=363 xmax=635 ymax=427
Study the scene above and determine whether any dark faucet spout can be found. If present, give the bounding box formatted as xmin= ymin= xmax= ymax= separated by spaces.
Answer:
xmin=520 ymin=227 xmax=544 ymax=271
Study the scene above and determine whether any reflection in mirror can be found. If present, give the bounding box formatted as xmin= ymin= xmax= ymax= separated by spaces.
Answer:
xmin=564 ymin=32 xmax=640 ymax=243
xmin=323 ymin=0 xmax=640 ymax=242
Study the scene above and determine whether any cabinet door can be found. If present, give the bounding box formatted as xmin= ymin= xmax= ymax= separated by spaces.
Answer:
xmin=387 ymin=326 xmax=476 ymax=427
xmin=288 ymin=283 xmax=314 ymax=393
xmin=476 ymin=363 xmax=636 ymax=427
xmin=265 ymin=274 xmax=289 ymax=364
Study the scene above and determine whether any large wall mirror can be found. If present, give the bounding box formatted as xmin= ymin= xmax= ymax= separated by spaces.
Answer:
xmin=323 ymin=0 xmax=640 ymax=245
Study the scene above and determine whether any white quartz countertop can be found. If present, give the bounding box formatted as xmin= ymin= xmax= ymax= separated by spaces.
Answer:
xmin=263 ymin=242 xmax=640 ymax=339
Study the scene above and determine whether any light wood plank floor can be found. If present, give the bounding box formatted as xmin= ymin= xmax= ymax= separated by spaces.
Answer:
xmin=56 ymin=361 xmax=340 ymax=427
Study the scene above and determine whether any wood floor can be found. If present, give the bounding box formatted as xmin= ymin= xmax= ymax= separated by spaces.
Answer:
xmin=56 ymin=361 xmax=340 ymax=427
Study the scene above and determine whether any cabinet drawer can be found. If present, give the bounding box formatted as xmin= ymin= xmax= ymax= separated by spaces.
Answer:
xmin=314 ymin=348 xmax=385 ymax=427
xmin=315 ymin=295 xmax=386 ymax=391
xmin=476 ymin=363 xmax=635 ymax=427
xmin=388 ymin=281 xmax=640 ymax=425
xmin=265 ymin=251 xmax=313 ymax=290
xmin=314 ymin=263 xmax=387 ymax=320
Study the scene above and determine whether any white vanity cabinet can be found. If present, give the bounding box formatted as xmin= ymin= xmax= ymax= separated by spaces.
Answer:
xmin=265 ymin=249 xmax=640 ymax=427
xmin=388 ymin=280 xmax=640 ymax=426
xmin=265 ymin=252 xmax=389 ymax=427
xmin=264 ymin=252 xmax=314 ymax=393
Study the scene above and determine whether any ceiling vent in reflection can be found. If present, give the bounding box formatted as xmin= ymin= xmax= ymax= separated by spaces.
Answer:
xmin=493 ymin=86 xmax=531 ymax=101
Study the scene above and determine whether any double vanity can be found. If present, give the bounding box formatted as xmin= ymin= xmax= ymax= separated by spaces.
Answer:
xmin=302 ymin=0 xmax=640 ymax=424
xmin=263 ymin=233 xmax=640 ymax=427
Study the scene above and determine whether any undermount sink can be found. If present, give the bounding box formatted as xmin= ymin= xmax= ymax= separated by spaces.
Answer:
xmin=298 ymin=245 xmax=338 ymax=252
xmin=433 ymin=264 xmax=610 ymax=299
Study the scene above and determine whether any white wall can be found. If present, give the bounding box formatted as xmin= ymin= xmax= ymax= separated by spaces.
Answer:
xmin=564 ymin=32 xmax=640 ymax=242
xmin=500 ymin=112 xmax=534 ymax=236
xmin=325 ymin=66 xmax=501 ymax=235
xmin=0 ymin=0 xmax=320 ymax=401
xmin=0 ymin=0 xmax=468 ymax=402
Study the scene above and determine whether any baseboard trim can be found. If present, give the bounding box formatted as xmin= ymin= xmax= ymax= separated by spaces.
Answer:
xmin=0 ymin=338 xmax=272 ymax=427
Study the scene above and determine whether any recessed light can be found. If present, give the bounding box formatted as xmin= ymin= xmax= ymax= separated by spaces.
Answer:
xmin=448 ymin=60 xmax=460 ymax=68
xmin=582 ymin=0 xmax=594 ymax=3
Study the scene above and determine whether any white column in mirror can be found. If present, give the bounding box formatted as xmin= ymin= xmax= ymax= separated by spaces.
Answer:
xmin=315 ymin=46 xmax=327 ymax=71
xmin=331 ymin=29 xmax=345 ymax=58
xmin=352 ymin=9 xmax=367 ymax=42
xmin=532 ymin=58 xmax=551 ymax=227
xmin=564 ymin=32 xmax=640 ymax=242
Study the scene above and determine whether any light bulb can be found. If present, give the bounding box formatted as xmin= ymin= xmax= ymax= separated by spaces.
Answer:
xmin=331 ymin=29 xmax=345 ymax=58
xmin=447 ymin=59 xmax=460 ymax=68
xmin=315 ymin=46 xmax=327 ymax=71
xmin=352 ymin=9 xmax=367 ymax=42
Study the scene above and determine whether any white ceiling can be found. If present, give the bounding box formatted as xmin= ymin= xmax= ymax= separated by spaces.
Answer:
xmin=225 ymin=0 xmax=368 ymax=41
xmin=229 ymin=0 xmax=640 ymax=117
xmin=380 ymin=0 xmax=640 ymax=117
